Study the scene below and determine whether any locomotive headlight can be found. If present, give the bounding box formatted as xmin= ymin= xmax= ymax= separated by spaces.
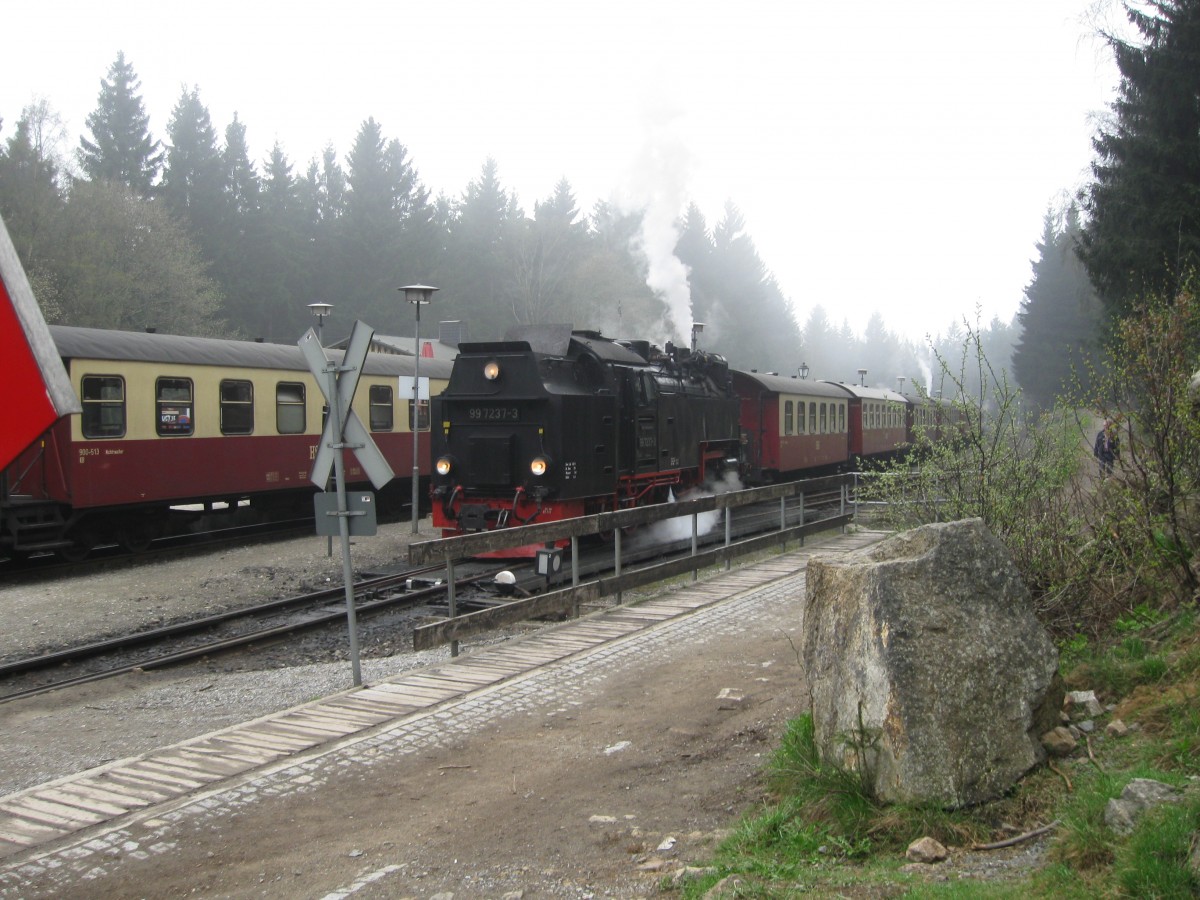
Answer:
xmin=435 ymin=456 xmax=454 ymax=476
xmin=483 ymin=360 xmax=501 ymax=381
xmin=530 ymin=455 xmax=551 ymax=477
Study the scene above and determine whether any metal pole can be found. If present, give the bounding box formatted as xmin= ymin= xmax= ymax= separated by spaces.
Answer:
xmin=615 ymin=528 xmax=622 ymax=604
xmin=724 ymin=506 xmax=731 ymax=571
xmin=411 ymin=302 xmax=422 ymax=534
xmin=571 ymin=536 xmax=580 ymax=618
xmin=446 ymin=553 xmax=458 ymax=657
xmin=327 ymin=363 xmax=362 ymax=687
xmin=319 ymin=318 xmax=333 ymax=558
xmin=798 ymin=491 xmax=805 ymax=546
xmin=691 ymin=512 xmax=699 ymax=581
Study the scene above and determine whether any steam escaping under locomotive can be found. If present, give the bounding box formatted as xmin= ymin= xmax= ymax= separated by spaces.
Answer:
xmin=430 ymin=325 xmax=744 ymax=540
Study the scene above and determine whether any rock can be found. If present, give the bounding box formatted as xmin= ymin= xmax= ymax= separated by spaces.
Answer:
xmin=802 ymin=519 xmax=1063 ymax=807
xmin=1104 ymin=778 xmax=1184 ymax=835
xmin=704 ymin=875 xmax=747 ymax=898
xmin=716 ymin=688 xmax=747 ymax=709
xmin=1065 ymin=690 xmax=1104 ymax=719
xmin=588 ymin=815 xmax=618 ymax=824
xmin=1041 ymin=727 xmax=1077 ymax=757
xmin=1106 ymin=718 xmax=1129 ymax=738
xmin=906 ymin=836 xmax=949 ymax=863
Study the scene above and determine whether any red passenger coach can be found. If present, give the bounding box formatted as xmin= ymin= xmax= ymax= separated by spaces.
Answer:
xmin=732 ymin=371 xmax=852 ymax=481
xmin=827 ymin=383 xmax=909 ymax=461
xmin=2 ymin=326 xmax=452 ymax=559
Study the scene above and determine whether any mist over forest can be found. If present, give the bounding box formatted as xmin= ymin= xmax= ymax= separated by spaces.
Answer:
xmin=3 ymin=26 xmax=1166 ymax=409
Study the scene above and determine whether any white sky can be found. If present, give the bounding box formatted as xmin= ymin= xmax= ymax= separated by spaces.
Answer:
xmin=2 ymin=0 xmax=1123 ymax=343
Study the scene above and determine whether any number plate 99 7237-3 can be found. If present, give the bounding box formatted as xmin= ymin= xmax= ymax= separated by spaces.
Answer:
xmin=467 ymin=406 xmax=520 ymax=422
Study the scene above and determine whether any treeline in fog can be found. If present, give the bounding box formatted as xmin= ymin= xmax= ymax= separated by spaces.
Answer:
xmin=12 ymin=13 xmax=1196 ymax=410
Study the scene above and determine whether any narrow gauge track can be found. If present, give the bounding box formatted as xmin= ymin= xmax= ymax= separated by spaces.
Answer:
xmin=0 ymin=564 xmax=493 ymax=704
xmin=1 ymin=490 xmax=844 ymax=705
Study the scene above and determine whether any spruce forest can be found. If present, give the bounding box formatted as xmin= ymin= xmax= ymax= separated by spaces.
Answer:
xmin=2 ymin=0 xmax=1199 ymax=409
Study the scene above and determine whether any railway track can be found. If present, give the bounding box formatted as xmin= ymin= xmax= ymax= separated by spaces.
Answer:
xmin=1 ymin=491 xmax=841 ymax=704
xmin=0 ymin=564 xmax=495 ymax=704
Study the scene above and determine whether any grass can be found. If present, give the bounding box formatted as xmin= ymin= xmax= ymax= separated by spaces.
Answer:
xmin=666 ymin=609 xmax=1200 ymax=899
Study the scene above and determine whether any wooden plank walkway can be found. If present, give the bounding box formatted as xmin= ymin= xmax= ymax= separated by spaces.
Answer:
xmin=0 ymin=528 xmax=885 ymax=861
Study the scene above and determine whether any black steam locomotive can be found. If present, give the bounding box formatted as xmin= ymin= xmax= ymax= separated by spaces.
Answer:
xmin=430 ymin=325 xmax=742 ymax=543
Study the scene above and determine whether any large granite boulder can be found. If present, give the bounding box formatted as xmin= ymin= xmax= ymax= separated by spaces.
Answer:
xmin=802 ymin=518 xmax=1062 ymax=808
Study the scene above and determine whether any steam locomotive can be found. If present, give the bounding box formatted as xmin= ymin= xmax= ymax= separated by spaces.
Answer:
xmin=430 ymin=325 xmax=742 ymax=536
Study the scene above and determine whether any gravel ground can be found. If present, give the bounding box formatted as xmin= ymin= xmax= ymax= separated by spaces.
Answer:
xmin=0 ymin=522 xmax=494 ymax=796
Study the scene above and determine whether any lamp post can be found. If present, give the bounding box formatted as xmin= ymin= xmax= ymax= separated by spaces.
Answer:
xmin=897 ymin=375 xmax=906 ymax=393
xmin=798 ymin=361 xmax=809 ymax=380
xmin=307 ymin=302 xmax=333 ymax=343
xmin=691 ymin=322 xmax=705 ymax=353
xmin=857 ymin=368 xmax=868 ymax=387
xmin=400 ymin=285 xmax=438 ymax=534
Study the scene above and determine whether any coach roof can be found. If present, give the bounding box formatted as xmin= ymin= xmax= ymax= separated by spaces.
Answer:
xmin=50 ymin=326 xmax=453 ymax=378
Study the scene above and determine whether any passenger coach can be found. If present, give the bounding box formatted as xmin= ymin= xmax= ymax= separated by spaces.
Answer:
xmin=731 ymin=371 xmax=851 ymax=480
xmin=1 ymin=326 xmax=452 ymax=559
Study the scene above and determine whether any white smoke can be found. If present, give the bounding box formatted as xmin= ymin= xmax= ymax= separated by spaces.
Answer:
xmin=613 ymin=101 xmax=694 ymax=347
xmin=635 ymin=471 xmax=744 ymax=547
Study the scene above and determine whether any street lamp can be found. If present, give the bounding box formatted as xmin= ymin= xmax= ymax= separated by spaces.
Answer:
xmin=400 ymin=284 xmax=438 ymax=534
xmin=897 ymin=375 xmax=906 ymax=393
xmin=857 ymin=368 xmax=868 ymax=386
xmin=798 ymin=361 xmax=809 ymax=380
xmin=307 ymin=302 xmax=333 ymax=343
xmin=691 ymin=322 xmax=705 ymax=352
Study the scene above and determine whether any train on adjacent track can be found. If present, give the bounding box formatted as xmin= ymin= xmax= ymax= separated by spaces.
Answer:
xmin=430 ymin=325 xmax=959 ymax=545
xmin=0 ymin=326 xmax=453 ymax=560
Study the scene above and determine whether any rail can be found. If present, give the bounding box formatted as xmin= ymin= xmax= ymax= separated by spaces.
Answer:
xmin=408 ymin=472 xmax=856 ymax=651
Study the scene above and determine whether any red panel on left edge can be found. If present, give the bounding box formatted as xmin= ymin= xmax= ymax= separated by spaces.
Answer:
xmin=0 ymin=278 xmax=60 ymax=468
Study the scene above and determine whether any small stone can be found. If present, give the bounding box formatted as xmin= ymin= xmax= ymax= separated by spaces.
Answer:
xmin=716 ymin=688 xmax=746 ymax=709
xmin=588 ymin=815 xmax=617 ymax=824
xmin=905 ymin=836 xmax=948 ymax=863
xmin=1041 ymin=726 xmax=1077 ymax=757
xmin=1106 ymin=718 xmax=1129 ymax=738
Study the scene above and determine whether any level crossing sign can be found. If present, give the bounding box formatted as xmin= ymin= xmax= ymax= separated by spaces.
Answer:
xmin=299 ymin=320 xmax=395 ymax=491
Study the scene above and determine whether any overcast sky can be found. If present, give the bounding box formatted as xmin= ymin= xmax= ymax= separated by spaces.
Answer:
xmin=2 ymin=1 xmax=1124 ymax=343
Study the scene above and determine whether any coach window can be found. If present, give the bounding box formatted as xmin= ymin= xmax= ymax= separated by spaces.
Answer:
xmin=156 ymin=377 xmax=194 ymax=436
xmin=370 ymin=384 xmax=394 ymax=431
xmin=220 ymin=379 xmax=253 ymax=435
xmin=839 ymin=403 xmax=846 ymax=433
xmin=784 ymin=400 xmax=793 ymax=435
xmin=407 ymin=397 xmax=430 ymax=432
xmin=808 ymin=402 xmax=816 ymax=434
xmin=820 ymin=402 xmax=827 ymax=433
xmin=276 ymin=382 xmax=306 ymax=434
xmin=81 ymin=375 xmax=126 ymax=438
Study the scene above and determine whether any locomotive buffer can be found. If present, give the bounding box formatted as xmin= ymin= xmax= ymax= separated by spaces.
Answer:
xmin=300 ymin=320 xmax=395 ymax=686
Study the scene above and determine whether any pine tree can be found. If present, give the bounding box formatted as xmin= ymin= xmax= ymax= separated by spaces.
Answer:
xmin=1079 ymin=0 xmax=1200 ymax=317
xmin=1013 ymin=207 xmax=1105 ymax=409
xmin=78 ymin=52 xmax=162 ymax=195
xmin=160 ymin=87 xmax=224 ymax=251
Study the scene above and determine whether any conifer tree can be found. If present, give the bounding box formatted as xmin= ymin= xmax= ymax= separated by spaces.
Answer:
xmin=78 ymin=52 xmax=162 ymax=195
xmin=1013 ymin=206 xmax=1104 ymax=409
xmin=1079 ymin=0 xmax=1200 ymax=317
